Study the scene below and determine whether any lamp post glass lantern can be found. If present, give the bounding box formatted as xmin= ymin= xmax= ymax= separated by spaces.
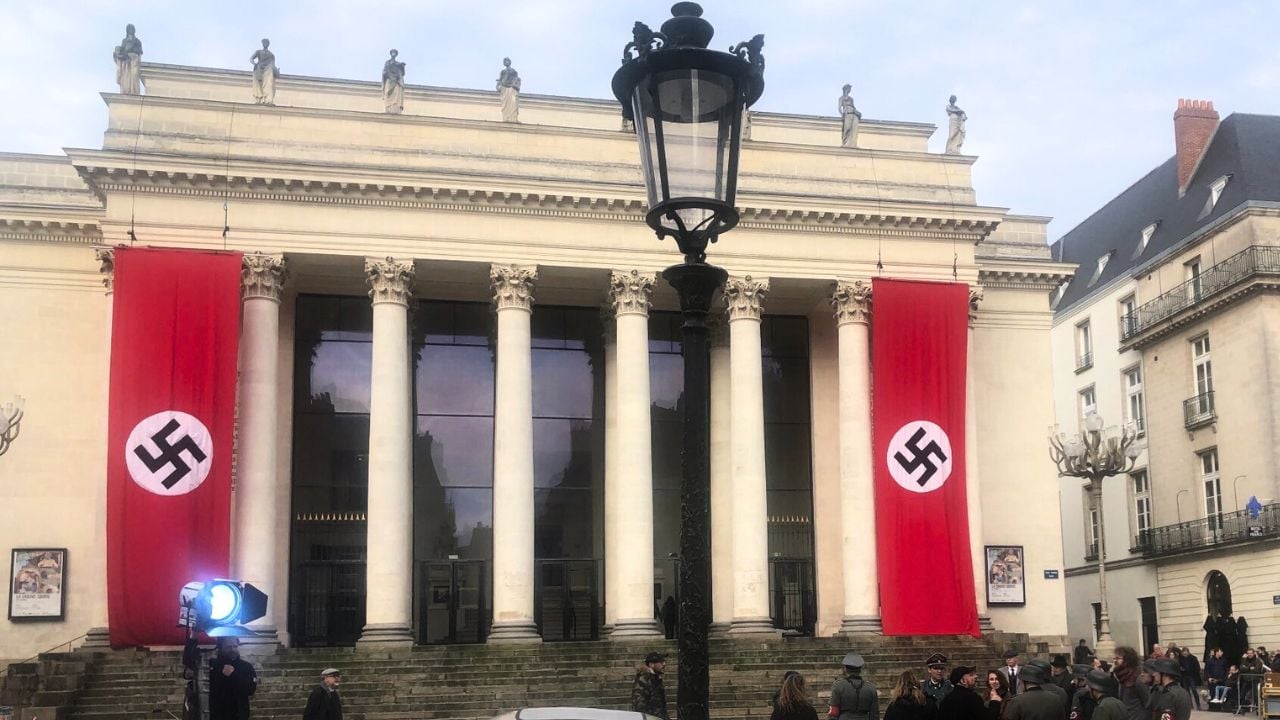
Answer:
xmin=1047 ymin=412 xmax=1145 ymax=658
xmin=613 ymin=4 xmax=763 ymax=719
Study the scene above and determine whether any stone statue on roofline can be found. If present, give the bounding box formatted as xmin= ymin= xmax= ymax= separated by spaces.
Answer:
xmin=250 ymin=38 xmax=278 ymax=105
xmin=839 ymin=83 xmax=861 ymax=148
xmin=496 ymin=57 xmax=521 ymax=123
xmin=382 ymin=49 xmax=406 ymax=114
xmin=945 ymin=94 xmax=967 ymax=154
xmin=113 ymin=24 xmax=143 ymax=95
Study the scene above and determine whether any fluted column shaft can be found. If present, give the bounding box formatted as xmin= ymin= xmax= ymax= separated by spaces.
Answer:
xmin=488 ymin=264 xmax=541 ymax=642
xmin=609 ymin=270 xmax=662 ymax=638
xmin=833 ymin=280 xmax=880 ymax=633
xmin=725 ymin=276 xmax=777 ymax=635
xmin=234 ymin=253 xmax=287 ymax=644
xmin=358 ymin=257 xmax=415 ymax=647
xmin=967 ymin=287 xmax=990 ymax=624
xmin=708 ymin=313 xmax=733 ymax=633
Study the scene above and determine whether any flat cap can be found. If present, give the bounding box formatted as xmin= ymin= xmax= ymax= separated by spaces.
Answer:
xmin=949 ymin=666 xmax=976 ymax=685
xmin=1003 ymin=649 xmax=1019 ymax=659
xmin=926 ymin=653 xmax=948 ymax=668
xmin=1086 ymin=669 xmax=1118 ymax=694
xmin=645 ymin=652 xmax=666 ymax=664
xmin=843 ymin=652 xmax=865 ymax=669
xmin=320 ymin=668 xmax=341 ymax=677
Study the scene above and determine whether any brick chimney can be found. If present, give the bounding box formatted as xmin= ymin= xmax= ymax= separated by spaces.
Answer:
xmin=1174 ymin=98 xmax=1220 ymax=195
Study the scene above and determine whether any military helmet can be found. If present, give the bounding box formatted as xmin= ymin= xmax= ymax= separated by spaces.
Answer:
xmin=1086 ymin=669 xmax=1118 ymax=694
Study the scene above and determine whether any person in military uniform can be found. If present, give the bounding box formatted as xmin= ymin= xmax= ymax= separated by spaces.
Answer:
xmin=1004 ymin=664 xmax=1066 ymax=720
xmin=1084 ymin=670 xmax=1126 ymax=720
xmin=830 ymin=652 xmax=879 ymax=720
xmin=1142 ymin=658 xmax=1191 ymax=720
xmin=1068 ymin=665 xmax=1096 ymax=720
xmin=1026 ymin=659 xmax=1069 ymax=710
xmin=924 ymin=653 xmax=954 ymax=707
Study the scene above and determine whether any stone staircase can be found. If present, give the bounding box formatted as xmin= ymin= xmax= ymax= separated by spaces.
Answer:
xmin=6 ymin=635 xmax=1033 ymax=720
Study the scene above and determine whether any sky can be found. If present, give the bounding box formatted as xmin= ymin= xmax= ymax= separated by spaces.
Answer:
xmin=1 ymin=1 xmax=1278 ymax=237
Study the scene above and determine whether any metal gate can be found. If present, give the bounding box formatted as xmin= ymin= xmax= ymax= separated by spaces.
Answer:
xmin=418 ymin=560 xmax=488 ymax=645
xmin=293 ymin=560 xmax=366 ymax=646
xmin=535 ymin=559 xmax=599 ymax=641
xmin=769 ymin=558 xmax=815 ymax=636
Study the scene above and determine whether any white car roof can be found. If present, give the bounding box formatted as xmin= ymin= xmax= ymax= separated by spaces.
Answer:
xmin=492 ymin=708 xmax=660 ymax=720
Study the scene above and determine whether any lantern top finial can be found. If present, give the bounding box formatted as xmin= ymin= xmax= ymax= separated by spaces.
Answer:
xmin=662 ymin=2 xmax=713 ymax=49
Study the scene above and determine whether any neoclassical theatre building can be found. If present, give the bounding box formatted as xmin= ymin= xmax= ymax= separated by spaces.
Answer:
xmin=0 ymin=61 xmax=1072 ymax=660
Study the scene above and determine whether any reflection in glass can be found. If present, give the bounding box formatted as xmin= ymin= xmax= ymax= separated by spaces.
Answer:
xmin=415 ymin=345 xmax=495 ymax=416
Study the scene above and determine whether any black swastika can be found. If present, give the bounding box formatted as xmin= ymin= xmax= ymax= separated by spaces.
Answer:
xmin=133 ymin=418 xmax=207 ymax=489
xmin=893 ymin=427 xmax=948 ymax=487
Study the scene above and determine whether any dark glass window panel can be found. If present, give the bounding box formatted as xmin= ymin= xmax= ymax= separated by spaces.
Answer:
xmin=453 ymin=303 xmax=492 ymax=346
xmin=532 ymin=307 xmax=567 ymax=349
xmin=652 ymin=489 xmax=681 ymax=559
xmin=762 ymin=316 xmax=809 ymax=358
xmin=765 ymin=423 xmax=813 ymax=490
xmin=414 ymin=487 xmax=494 ymax=560
xmin=648 ymin=312 xmax=682 ymax=353
xmin=534 ymin=487 xmax=598 ymax=559
xmin=413 ymin=417 xmax=494 ymax=489
xmin=337 ymin=297 xmax=374 ymax=339
xmin=532 ymin=349 xmax=597 ymax=418
xmin=534 ymin=418 xmax=598 ymax=489
xmin=295 ymin=296 xmax=340 ymax=337
xmin=651 ymin=420 xmax=684 ymax=490
xmin=562 ymin=308 xmax=599 ymax=351
xmin=295 ymin=295 xmax=373 ymax=342
xmin=291 ymin=414 xmax=370 ymax=516
xmin=762 ymin=356 xmax=811 ymax=424
xmin=301 ymin=341 xmax=372 ymax=414
xmin=415 ymin=345 xmax=496 ymax=416
xmin=415 ymin=300 xmax=454 ymax=345
xmin=650 ymin=353 xmax=684 ymax=413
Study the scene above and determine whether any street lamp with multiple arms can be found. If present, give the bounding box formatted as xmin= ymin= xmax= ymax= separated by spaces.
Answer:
xmin=612 ymin=4 xmax=764 ymax=718
xmin=1047 ymin=412 xmax=1144 ymax=658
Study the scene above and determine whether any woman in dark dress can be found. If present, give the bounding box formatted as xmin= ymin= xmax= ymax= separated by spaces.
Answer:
xmin=772 ymin=671 xmax=820 ymax=720
xmin=986 ymin=669 xmax=1009 ymax=718
xmin=884 ymin=670 xmax=936 ymax=720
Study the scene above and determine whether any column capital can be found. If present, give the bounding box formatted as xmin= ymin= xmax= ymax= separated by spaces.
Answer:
xmin=724 ymin=275 xmax=769 ymax=321
xmin=490 ymin=263 xmax=538 ymax=311
xmin=242 ymin=253 xmax=287 ymax=302
xmin=95 ymin=247 xmax=114 ymax=293
xmin=968 ymin=285 xmax=984 ymax=327
xmin=831 ymin=280 xmax=872 ymax=325
xmin=365 ymin=256 xmax=416 ymax=306
xmin=608 ymin=269 xmax=656 ymax=317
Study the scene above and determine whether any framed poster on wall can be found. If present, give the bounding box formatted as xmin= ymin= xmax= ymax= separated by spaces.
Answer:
xmin=984 ymin=545 xmax=1026 ymax=606
xmin=9 ymin=548 xmax=67 ymax=620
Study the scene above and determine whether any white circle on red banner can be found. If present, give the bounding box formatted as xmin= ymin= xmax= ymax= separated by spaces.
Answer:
xmin=886 ymin=420 xmax=953 ymax=494
xmin=125 ymin=410 xmax=214 ymax=496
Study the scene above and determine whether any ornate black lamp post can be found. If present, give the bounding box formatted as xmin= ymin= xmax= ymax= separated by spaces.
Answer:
xmin=612 ymin=4 xmax=764 ymax=718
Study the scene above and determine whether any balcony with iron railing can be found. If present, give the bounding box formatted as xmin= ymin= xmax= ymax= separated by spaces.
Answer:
xmin=1120 ymin=245 xmax=1280 ymax=343
xmin=1183 ymin=390 xmax=1216 ymax=428
xmin=1075 ymin=352 xmax=1094 ymax=372
xmin=1132 ymin=502 xmax=1280 ymax=557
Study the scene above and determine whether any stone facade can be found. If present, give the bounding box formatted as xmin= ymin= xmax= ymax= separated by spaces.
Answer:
xmin=0 ymin=62 xmax=1071 ymax=662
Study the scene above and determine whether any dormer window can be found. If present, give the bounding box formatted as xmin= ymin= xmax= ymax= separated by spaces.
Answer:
xmin=1133 ymin=222 xmax=1159 ymax=259
xmin=1199 ymin=175 xmax=1231 ymax=219
xmin=1087 ymin=251 xmax=1114 ymax=288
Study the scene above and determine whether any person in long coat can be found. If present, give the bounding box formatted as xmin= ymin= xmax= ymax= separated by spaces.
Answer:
xmin=303 ymin=669 xmax=344 ymax=720
xmin=208 ymin=638 xmax=258 ymax=720
xmin=1003 ymin=666 xmax=1065 ymax=720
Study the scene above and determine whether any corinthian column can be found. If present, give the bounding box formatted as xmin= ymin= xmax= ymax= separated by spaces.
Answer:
xmin=708 ymin=311 xmax=733 ymax=635
xmin=488 ymin=263 xmax=541 ymax=643
xmin=724 ymin=276 xmax=777 ymax=635
xmin=358 ymin=257 xmax=415 ymax=647
xmin=968 ymin=286 xmax=991 ymax=628
xmin=83 ymin=249 xmax=115 ymax=649
xmin=832 ymin=280 xmax=880 ymax=634
xmin=607 ymin=270 xmax=662 ymax=638
xmin=234 ymin=253 xmax=287 ymax=645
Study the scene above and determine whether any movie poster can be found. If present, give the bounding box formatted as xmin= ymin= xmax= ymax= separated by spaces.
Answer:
xmin=9 ymin=548 xmax=66 ymax=619
xmin=985 ymin=545 xmax=1026 ymax=605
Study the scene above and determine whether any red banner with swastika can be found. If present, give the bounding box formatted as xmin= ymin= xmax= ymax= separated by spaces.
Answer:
xmin=871 ymin=278 xmax=979 ymax=636
xmin=107 ymin=247 xmax=241 ymax=647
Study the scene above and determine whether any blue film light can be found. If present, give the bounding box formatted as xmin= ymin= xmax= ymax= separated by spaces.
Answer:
xmin=207 ymin=582 xmax=241 ymax=623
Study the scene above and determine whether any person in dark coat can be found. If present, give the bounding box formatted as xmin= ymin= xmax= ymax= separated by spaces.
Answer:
xmin=885 ymin=670 xmax=936 ymax=720
xmin=303 ymin=668 xmax=344 ymax=720
xmin=772 ymin=671 xmax=820 ymax=720
xmin=632 ymin=652 xmax=669 ymax=719
xmin=1202 ymin=616 xmax=1218 ymax=664
xmin=208 ymin=637 xmax=258 ymax=720
xmin=181 ymin=627 xmax=202 ymax=720
xmin=1049 ymin=656 xmax=1074 ymax=712
xmin=1172 ymin=649 xmax=1201 ymax=710
xmin=1111 ymin=646 xmax=1148 ymax=720
xmin=1073 ymin=642 xmax=1093 ymax=666
xmin=1143 ymin=657 xmax=1192 ymax=720
xmin=830 ymin=653 xmax=879 ymax=720
xmin=986 ymin=670 xmax=1010 ymax=719
xmin=1067 ymin=665 xmax=1094 ymax=720
xmin=1003 ymin=665 xmax=1064 ymax=720
xmin=1025 ymin=660 xmax=1067 ymax=709
xmin=937 ymin=666 xmax=988 ymax=720
xmin=1082 ymin=671 xmax=1125 ymax=720
xmin=924 ymin=654 xmax=955 ymax=707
